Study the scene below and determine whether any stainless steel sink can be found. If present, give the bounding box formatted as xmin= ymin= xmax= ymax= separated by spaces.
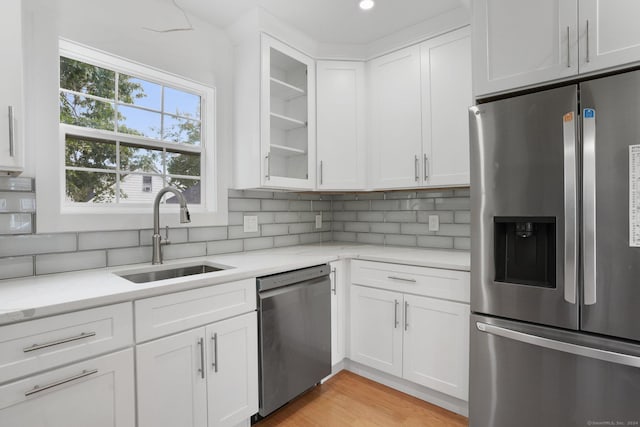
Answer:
xmin=117 ymin=263 xmax=232 ymax=284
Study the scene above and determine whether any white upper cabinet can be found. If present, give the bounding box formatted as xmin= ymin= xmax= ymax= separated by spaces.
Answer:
xmin=473 ymin=0 xmax=578 ymax=97
xmin=234 ymin=34 xmax=316 ymax=190
xmin=474 ymin=0 xmax=640 ymax=97
xmin=316 ymin=61 xmax=366 ymax=190
xmin=368 ymin=45 xmax=423 ymax=189
xmin=579 ymin=0 xmax=640 ymax=74
xmin=0 ymin=0 xmax=24 ymax=174
xmin=368 ymin=28 xmax=472 ymax=189
xmin=421 ymin=28 xmax=472 ymax=187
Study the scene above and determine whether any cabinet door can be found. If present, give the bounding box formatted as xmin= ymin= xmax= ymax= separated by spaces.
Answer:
xmin=0 ymin=0 xmax=24 ymax=173
xmin=261 ymin=34 xmax=316 ymax=190
xmin=137 ymin=328 xmax=207 ymax=427
xmin=473 ymin=0 xmax=578 ymax=97
xmin=316 ymin=61 xmax=366 ymax=190
xmin=330 ymin=260 xmax=346 ymax=365
xmin=402 ymin=295 xmax=470 ymax=401
xmin=350 ymin=285 xmax=403 ymax=376
xmin=368 ymin=45 xmax=422 ymax=189
xmin=0 ymin=349 xmax=135 ymax=427
xmin=579 ymin=0 xmax=640 ymax=74
xmin=206 ymin=312 xmax=258 ymax=427
xmin=421 ymin=28 xmax=472 ymax=187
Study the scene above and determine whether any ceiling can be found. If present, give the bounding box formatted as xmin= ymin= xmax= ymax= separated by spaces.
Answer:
xmin=177 ymin=0 xmax=469 ymax=45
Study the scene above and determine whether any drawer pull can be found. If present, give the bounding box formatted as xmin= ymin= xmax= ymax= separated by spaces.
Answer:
xmin=25 ymin=369 xmax=98 ymax=396
xmin=23 ymin=331 xmax=97 ymax=353
xmin=387 ymin=276 xmax=417 ymax=283
xmin=198 ymin=337 xmax=205 ymax=379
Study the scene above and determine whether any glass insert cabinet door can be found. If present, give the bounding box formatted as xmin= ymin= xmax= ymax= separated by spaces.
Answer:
xmin=260 ymin=34 xmax=316 ymax=189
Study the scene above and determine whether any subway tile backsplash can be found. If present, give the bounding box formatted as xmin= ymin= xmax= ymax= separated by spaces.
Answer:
xmin=331 ymin=188 xmax=471 ymax=250
xmin=0 ymin=187 xmax=470 ymax=280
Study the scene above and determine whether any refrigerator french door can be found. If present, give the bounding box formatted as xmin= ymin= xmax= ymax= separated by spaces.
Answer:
xmin=469 ymin=70 xmax=640 ymax=427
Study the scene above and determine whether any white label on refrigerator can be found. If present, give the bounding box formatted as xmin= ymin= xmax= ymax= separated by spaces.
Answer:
xmin=630 ymin=145 xmax=640 ymax=247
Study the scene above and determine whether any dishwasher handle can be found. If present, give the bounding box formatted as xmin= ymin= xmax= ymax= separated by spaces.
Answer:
xmin=258 ymin=275 xmax=330 ymax=300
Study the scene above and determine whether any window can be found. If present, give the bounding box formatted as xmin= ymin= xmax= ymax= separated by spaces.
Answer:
xmin=58 ymin=42 xmax=213 ymax=208
xmin=142 ymin=175 xmax=152 ymax=193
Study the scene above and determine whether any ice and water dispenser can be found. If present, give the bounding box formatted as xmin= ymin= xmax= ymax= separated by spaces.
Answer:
xmin=494 ymin=217 xmax=556 ymax=288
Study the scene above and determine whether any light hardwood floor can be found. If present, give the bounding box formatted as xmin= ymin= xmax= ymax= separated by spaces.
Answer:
xmin=256 ymin=370 xmax=469 ymax=426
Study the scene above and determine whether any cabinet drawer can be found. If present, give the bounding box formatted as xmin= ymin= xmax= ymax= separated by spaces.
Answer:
xmin=0 ymin=348 xmax=135 ymax=427
xmin=351 ymin=260 xmax=469 ymax=303
xmin=0 ymin=303 xmax=133 ymax=384
xmin=135 ymin=278 xmax=256 ymax=342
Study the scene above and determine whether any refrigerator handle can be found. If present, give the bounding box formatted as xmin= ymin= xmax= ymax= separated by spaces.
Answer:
xmin=476 ymin=322 xmax=640 ymax=369
xmin=562 ymin=111 xmax=578 ymax=305
xmin=583 ymin=108 xmax=597 ymax=305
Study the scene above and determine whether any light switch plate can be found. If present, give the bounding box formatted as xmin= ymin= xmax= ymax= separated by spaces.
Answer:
xmin=244 ymin=215 xmax=258 ymax=233
xmin=428 ymin=215 xmax=440 ymax=232
xmin=315 ymin=214 xmax=322 ymax=229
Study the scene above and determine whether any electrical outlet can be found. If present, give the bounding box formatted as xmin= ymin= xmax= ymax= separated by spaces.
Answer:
xmin=243 ymin=215 xmax=258 ymax=233
xmin=315 ymin=214 xmax=322 ymax=229
xmin=428 ymin=215 xmax=440 ymax=232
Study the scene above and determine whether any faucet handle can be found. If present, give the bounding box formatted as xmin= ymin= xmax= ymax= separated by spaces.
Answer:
xmin=162 ymin=226 xmax=171 ymax=245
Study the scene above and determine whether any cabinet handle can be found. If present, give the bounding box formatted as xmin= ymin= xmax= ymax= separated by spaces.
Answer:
xmin=423 ymin=154 xmax=429 ymax=180
xmin=8 ymin=106 xmax=15 ymax=157
xmin=404 ymin=301 xmax=409 ymax=331
xmin=586 ymin=20 xmax=590 ymax=63
xmin=264 ymin=153 xmax=271 ymax=180
xmin=331 ymin=268 xmax=337 ymax=295
xmin=394 ymin=299 xmax=399 ymax=328
xmin=388 ymin=275 xmax=416 ymax=283
xmin=23 ymin=331 xmax=96 ymax=353
xmin=25 ymin=369 xmax=98 ymax=397
xmin=320 ymin=160 xmax=323 ymax=185
xmin=566 ymin=26 xmax=570 ymax=68
xmin=414 ymin=155 xmax=419 ymax=182
xmin=198 ymin=337 xmax=205 ymax=379
xmin=211 ymin=333 xmax=218 ymax=372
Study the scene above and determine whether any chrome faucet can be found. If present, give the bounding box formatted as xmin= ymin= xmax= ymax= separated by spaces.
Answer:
xmin=152 ymin=186 xmax=191 ymax=264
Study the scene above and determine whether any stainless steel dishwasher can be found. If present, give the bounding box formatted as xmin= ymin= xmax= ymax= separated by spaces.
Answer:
xmin=256 ymin=264 xmax=331 ymax=419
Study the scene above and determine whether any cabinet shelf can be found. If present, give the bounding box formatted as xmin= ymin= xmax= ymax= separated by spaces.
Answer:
xmin=270 ymin=143 xmax=306 ymax=157
xmin=270 ymin=77 xmax=305 ymax=100
xmin=270 ymin=112 xmax=306 ymax=130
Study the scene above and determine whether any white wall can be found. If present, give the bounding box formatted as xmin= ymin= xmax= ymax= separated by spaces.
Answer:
xmin=22 ymin=0 xmax=233 ymax=231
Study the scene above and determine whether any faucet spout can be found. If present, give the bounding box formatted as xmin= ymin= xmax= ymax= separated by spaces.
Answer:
xmin=152 ymin=186 xmax=191 ymax=265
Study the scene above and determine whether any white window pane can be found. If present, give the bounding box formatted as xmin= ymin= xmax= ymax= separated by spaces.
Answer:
xmin=163 ymin=115 xmax=201 ymax=145
xmin=60 ymin=92 xmax=115 ymax=131
xmin=166 ymin=151 xmax=200 ymax=177
xmin=167 ymin=177 xmax=201 ymax=204
xmin=118 ymin=105 xmax=161 ymax=138
xmin=119 ymin=174 xmax=164 ymax=203
xmin=164 ymin=87 xmax=200 ymax=119
xmin=60 ymin=57 xmax=115 ymax=99
xmin=65 ymin=135 xmax=117 ymax=169
xmin=119 ymin=144 xmax=164 ymax=174
xmin=120 ymin=75 xmax=161 ymax=111
xmin=65 ymin=170 xmax=118 ymax=203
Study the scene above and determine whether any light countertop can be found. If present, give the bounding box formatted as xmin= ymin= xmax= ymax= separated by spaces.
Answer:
xmin=0 ymin=243 xmax=469 ymax=326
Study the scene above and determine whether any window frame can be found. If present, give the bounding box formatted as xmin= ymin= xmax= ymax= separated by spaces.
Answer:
xmin=57 ymin=39 xmax=216 ymax=215
xmin=35 ymin=39 xmax=225 ymax=233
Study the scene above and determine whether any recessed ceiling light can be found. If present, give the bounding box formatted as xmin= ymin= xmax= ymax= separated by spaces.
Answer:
xmin=359 ymin=0 xmax=375 ymax=11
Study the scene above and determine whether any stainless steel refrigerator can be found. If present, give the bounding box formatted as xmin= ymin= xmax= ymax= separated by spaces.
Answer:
xmin=469 ymin=70 xmax=640 ymax=427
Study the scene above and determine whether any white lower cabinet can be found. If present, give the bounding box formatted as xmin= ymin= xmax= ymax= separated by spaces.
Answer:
xmin=0 ymin=348 xmax=135 ymax=427
xmin=350 ymin=262 xmax=470 ymax=401
xmin=136 ymin=312 xmax=258 ymax=427
xmin=402 ymin=294 xmax=470 ymax=400
xmin=350 ymin=285 xmax=403 ymax=376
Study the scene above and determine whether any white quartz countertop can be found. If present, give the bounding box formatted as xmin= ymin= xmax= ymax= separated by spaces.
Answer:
xmin=0 ymin=243 xmax=469 ymax=326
